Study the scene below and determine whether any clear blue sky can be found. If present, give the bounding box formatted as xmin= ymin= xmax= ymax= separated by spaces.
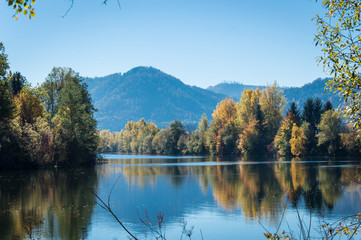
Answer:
xmin=0 ymin=0 xmax=327 ymax=88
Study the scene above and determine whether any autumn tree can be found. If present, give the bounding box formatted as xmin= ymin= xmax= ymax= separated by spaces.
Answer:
xmin=289 ymin=124 xmax=307 ymax=157
xmin=14 ymin=89 xmax=44 ymax=125
xmin=274 ymin=114 xmax=294 ymax=156
xmin=259 ymin=83 xmax=286 ymax=145
xmin=340 ymin=124 xmax=361 ymax=156
xmin=315 ymin=0 xmax=361 ymax=128
xmin=237 ymin=88 xmax=265 ymax=154
xmin=208 ymin=98 xmax=239 ymax=155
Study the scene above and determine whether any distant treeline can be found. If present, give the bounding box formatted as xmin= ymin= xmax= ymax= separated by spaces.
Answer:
xmin=0 ymin=43 xmax=98 ymax=170
xmin=99 ymin=84 xmax=361 ymax=157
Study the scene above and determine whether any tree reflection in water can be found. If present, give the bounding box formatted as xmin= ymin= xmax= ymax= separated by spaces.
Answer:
xmin=1 ymin=156 xmax=360 ymax=240
xmin=0 ymin=168 xmax=98 ymax=240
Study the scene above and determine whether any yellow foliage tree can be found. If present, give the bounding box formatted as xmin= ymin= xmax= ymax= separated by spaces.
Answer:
xmin=209 ymin=98 xmax=238 ymax=155
xmin=14 ymin=90 xmax=44 ymax=125
xmin=289 ymin=124 xmax=307 ymax=157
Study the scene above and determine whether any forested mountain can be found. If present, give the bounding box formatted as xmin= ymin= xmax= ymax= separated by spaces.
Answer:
xmin=84 ymin=67 xmax=226 ymax=131
xmin=86 ymin=66 xmax=342 ymax=131
xmin=283 ymin=78 xmax=342 ymax=110
xmin=207 ymin=78 xmax=342 ymax=109
xmin=207 ymin=82 xmax=266 ymax=99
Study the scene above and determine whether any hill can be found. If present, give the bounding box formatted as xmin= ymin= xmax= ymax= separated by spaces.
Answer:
xmin=207 ymin=78 xmax=343 ymax=110
xmin=84 ymin=67 xmax=227 ymax=131
xmin=283 ymin=78 xmax=343 ymax=110
xmin=207 ymin=82 xmax=266 ymax=99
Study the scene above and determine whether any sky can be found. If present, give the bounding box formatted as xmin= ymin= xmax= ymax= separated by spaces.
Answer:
xmin=0 ymin=0 xmax=328 ymax=88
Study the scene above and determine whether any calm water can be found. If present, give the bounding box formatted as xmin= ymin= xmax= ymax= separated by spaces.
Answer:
xmin=1 ymin=155 xmax=361 ymax=240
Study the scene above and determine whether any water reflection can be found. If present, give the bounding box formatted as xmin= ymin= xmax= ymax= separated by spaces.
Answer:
xmin=0 ymin=169 xmax=98 ymax=240
xmin=98 ymin=156 xmax=361 ymax=223
xmin=0 ymin=156 xmax=360 ymax=240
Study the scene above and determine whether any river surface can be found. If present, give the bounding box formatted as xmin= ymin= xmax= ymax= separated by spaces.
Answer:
xmin=1 ymin=155 xmax=361 ymax=240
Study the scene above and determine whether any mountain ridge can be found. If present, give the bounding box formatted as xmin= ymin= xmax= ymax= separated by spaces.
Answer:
xmin=84 ymin=66 xmax=228 ymax=131
xmin=85 ymin=66 xmax=342 ymax=131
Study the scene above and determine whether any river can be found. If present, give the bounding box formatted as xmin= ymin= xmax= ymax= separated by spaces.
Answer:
xmin=0 ymin=154 xmax=360 ymax=239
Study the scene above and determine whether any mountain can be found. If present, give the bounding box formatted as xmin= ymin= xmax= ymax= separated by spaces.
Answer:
xmin=207 ymin=78 xmax=343 ymax=110
xmin=283 ymin=78 xmax=343 ymax=110
xmin=84 ymin=67 xmax=227 ymax=131
xmin=207 ymin=82 xmax=266 ymax=99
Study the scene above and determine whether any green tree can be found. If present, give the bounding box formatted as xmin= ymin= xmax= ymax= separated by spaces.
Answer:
xmin=0 ymin=43 xmax=9 ymax=80
xmin=287 ymin=102 xmax=301 ymax=126
xmin=314 ymin=98 xmax=323 ymax=129
xmin=6 ymin=71 xmax=26 ymax=96
xmin=315 ymin=0 xmax=361 ymax=128
xmin=166 ymin=120 xmax=185 ymax=155
xmin=301 ymin=98 xmax=322 ymax=154
xmin=40 ymin=67 xmax=73 ymax=121
xmin=52 ymin=68 xmax=98 ymax=165
xmin=152 ymin=129 xmax=170 ymax=154
xmin=0 ymin=81 xmax=14 ymax=123
xmin=323 ymin=100 xmax=333 ymax=113
xmin=316 ymin=110 xmax=342 ymax=155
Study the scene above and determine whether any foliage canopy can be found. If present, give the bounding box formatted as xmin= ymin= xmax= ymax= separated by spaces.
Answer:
xmin=315 ymin=0 xmax=361 ymax=128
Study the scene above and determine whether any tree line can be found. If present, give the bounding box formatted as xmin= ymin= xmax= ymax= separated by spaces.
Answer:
xmin=99 ymin=84 xmax=361 ymax=157
xmin=0 ymin=43 xmax=98 ymax=170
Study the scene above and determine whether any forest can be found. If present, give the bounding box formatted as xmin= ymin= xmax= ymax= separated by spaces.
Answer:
xmin=0 ymin=43 xmax=98 ymax=170
xmin=98 ymin=85 xmax=361 ymax=157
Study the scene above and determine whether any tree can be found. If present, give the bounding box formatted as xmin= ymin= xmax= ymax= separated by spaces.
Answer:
xmin=5 ymin=0 xmax=120 ymax=19
xmin=6 ymin=0 xmax=36 ymax=19
xmin=323 ymin=100 xmax=333 ymax=112
xmin=51 ymin=67 xmax=98 ymax=165
xmin=14 ymin=89 xmax=44 ymax=125
xmin=208 ymin=98 xmax=239 ymax=155
xmin=259 ymin=83 xmax=286 ymax=145
xmin=316 ymin=110 xmax=342 ymax=155
xmin=238 ymin=118 xmax=261 ymax=155
xmin=301 ymin=98 xmax=322 ymax=154
xmin=313 ymin=98 xmax=323 ymax=129
xmin=152 ymin=129 xmax=170 ymax=154
xmin=0 ymin=42 xmax=9 ymax=80
xmin=166 ymin=120 xmax=185 ymax=155
xmin=289 ymin=124 xmax=307 ymax=157
xmin=287 ymin=102 xmax=301 ymax=126
xmin=7 ymin=71 xmax=27 ymax=96
xmin=315 ymin=0 xmax=361 ymax=129
xmin=0 ymin=81 xmax=14 ymax=123
xmin=274 ymin=114 xmax=294 ymax=156
xmin=340 ymin=124 xmax=361 ymax=156
xmin=40 ymin=67 xmax=74 ymax=121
